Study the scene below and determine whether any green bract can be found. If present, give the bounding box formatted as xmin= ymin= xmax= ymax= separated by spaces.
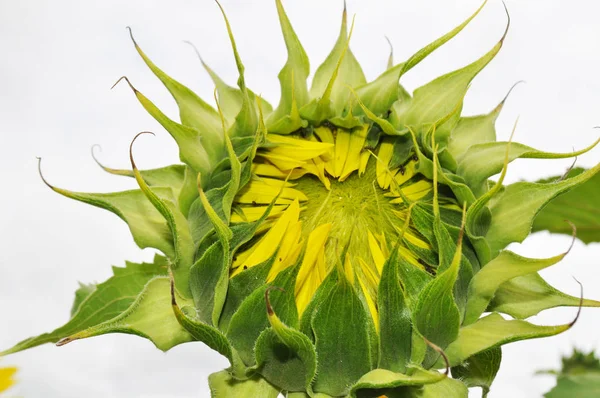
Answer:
xmin=3 ymin=1 xmax=600 ymax=397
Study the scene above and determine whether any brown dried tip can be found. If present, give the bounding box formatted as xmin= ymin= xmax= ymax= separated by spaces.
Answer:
xmin=170 ymin=274 xmax=177 ymax=307
xmin=36 ymin=157 xmax=53 ymax=189
xmin=129 ymin=131 xmax=155 ymax=170
xmin=264 ymin=286 xmax=285 ymax=316
xmin=559 ymin=154 xmax=578 ymax=181
xmin=564 ymin=220 xmax=577 ymax=255
xmin=111 ymin=75 xmax=136 ymax=91
xmin=56 ymin=336 xmax=76 ymax=347
xmin=422 ymin=336 xmax=450 ymax=376
xmin=568 ymin=277 xmax=584 ymax=328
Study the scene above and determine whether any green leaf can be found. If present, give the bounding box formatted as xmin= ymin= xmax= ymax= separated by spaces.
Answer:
xmin=451 ymin=347 xmax=501 ymax=397
xmin=309 ymin=5 xmax=366 ymax=116
xmin=545 ymin=374 xmax=600 ymax=398
xmin=463 ymin=249 xmax=567 ymax=325
xmin=58 ymin=277 xmax=194 ymax=351
xmin=0 ymin=257 xmax=186 ymax=355
xmin=533 ymin=167 xmax=600 ymax=243
xmin=378 ymin=251 xmax=412 ymax=373
xmin=267 ymin=0 xmax=310 ymax=134
xmin=445 ymin=312 xmax=571 ymax=367
xmin=486 ymin=163 xmax=600 ymax=256
xmin=208 ymin=371 xmax=281 ymax=398
xmin=488 ymin=272 xmax=600 ymax=319
xmin=457 ymin=141 xmax=599 ymax=197
xmin=310 ymin=275 xmax=375 ymax=396
xmin=355 ymin=2 xmax=486 ymax=116
xmin=349 ymin=368 xmax=445 ymax=397
xmin=70 ymin=282 xmax=96 ymax=317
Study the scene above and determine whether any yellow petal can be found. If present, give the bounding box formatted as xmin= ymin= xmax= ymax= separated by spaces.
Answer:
xmin=339 ymin=125 xmax=369 ymax=182
xmin=230 ymin=204 xmax=287 ymax=223
xmin=376 ymin=140 xmax=395 ymax=188
xmin=231 ymin=200 xmax=300 ymax=275
xmin=0 ymin=367 xmax=17 ymax=393
xmin=257 ymin=152 xmax=306 ymax=170
xmin=267 ymin=220 xmax=303 ymax=281
xmin=358 ymin=151 xmax=370 ymax=176
xmin=358 ymin=274 xmax=379 ymax=333
xmin=295 ymin=223 xmax=332 ymax=315
xmin=368 ymin=231 xmax=387 ymax=275
xmin=333 ymin=129 xmax=351 ymax=177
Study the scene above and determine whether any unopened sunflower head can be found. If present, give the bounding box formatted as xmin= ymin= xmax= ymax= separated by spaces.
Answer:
xmin=3 ymin=1 xmax=600 ymax=397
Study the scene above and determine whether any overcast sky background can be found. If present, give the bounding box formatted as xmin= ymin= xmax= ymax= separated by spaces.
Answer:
xmin=1 ymin=0 xmax=599 ymax=397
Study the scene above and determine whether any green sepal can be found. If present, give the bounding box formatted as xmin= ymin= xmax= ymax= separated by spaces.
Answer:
xmin=131 ymin=159 xmax=195 ymax=297
xmin=532 ymin=167 xmax=600 ymax=243
xmin=298 ymin=269 xmax=338 ymax=339
xmin=457 ymin=141 xmax=599 ymax=197
xmin=171 ymin=281 xmax=247 ymax=379
xmin=388 ymin=136 xmax=415 ymax=170
xmin=200 ymin=56 xmax=273 ymax=125
xmin=486 ymin=163 xmax=600 ymax=256
xmin=178 ymin=165 xmax=200 ymax=217
xmin=348 ymin=368 xmax=445 ymax=398
xmin=92 ymin=159 xmax=186 ymax=197
xmin=58 ymin=277 xmax=194 ymax=352
xmin=488 ymin=272 xmax=600 ymax=319
xmin=355 ymin=2 xmax=486 ymax=117
xmin=226 ymin=265 xmax=299 ymax=366
xmin=127 ymin=30 xmax=225 ymax=166
xmin=208 ymin=371 xmax=281 ymax=398
xmin=445 ymin=312 xmax=571 ymax=367
xmin=413 ymin=222 xmax=462 ymax=366
xmin=308 ymin=5 xmax=366 ymax=117
xmin=1 ymin=255 xmax=169 ymax=355
xmin=392 ymin=25 xmax=504 ymax=144
xmin=378 ymin=249 xmax=412 ymax=373
xmin=189 ymin=241 xmax=229 ymax=325
xmin=218 ymin=258 xmax=273 ymax=332
xmin=267 ymin=0 xmax=310 ymax=134
xmin=254 ymin=296 xmax=318 ymax=393
xmin=446 ymin=89 xmax=508 ymax=163
xmin=463 ymin=249 xmax=568 ymax=325
xmin=396 ymin=258 xmax=432 ymax=307
xmin=214 ymin=1 xmax=259 ymax=140
xmin=451 ymin=347 xmax=501 ymax=398
xmin=117 ymin=78 xmax=214 ymax=179
xmin=310 ymin=272 xmax=375 ymax=396
xmin=414 ymin=377 xmax=469 ymax=398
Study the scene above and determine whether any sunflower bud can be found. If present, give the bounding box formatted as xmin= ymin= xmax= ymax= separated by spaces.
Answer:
xmin=3 ymin=1 xmax=600 ymax=397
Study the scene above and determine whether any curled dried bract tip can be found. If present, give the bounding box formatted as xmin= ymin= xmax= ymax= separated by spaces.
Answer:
xmin=559 ymin=154 xmax=578 ymax=181
xmin=264 ymin=286 xmax=285 ymax=316
xmin=422 ymin=336 xmax=450 ymax=376
xmin=128 ymin=131 xmax=156 ymax=170
xmin=111 ymin=75 xmax=136 ymax=91
xmin=564 ymin=220 xmax=578 ymax=254
xmin=36 ymin=157 xmax=52 ymax=189
xmin=568 ymin=277 xmax=584 ymax=328
xmin=169 ymin=273 xmax=177 ymax=307
xmin=500 ymin=1 xmax=510 ymax=43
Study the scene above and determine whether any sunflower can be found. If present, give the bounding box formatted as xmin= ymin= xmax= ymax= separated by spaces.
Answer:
xmin=0 ymin=365 xmax=17 ymax=394
xmin=3 ymin=1 xmax=600 ymax=397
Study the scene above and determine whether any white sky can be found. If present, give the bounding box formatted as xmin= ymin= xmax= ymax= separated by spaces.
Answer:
xmin=1 ymin=0 xmax=599 ymax=397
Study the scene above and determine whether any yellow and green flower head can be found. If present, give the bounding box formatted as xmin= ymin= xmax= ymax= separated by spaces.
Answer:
xmin=4 ymin=1 xmax=600 ymax=397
